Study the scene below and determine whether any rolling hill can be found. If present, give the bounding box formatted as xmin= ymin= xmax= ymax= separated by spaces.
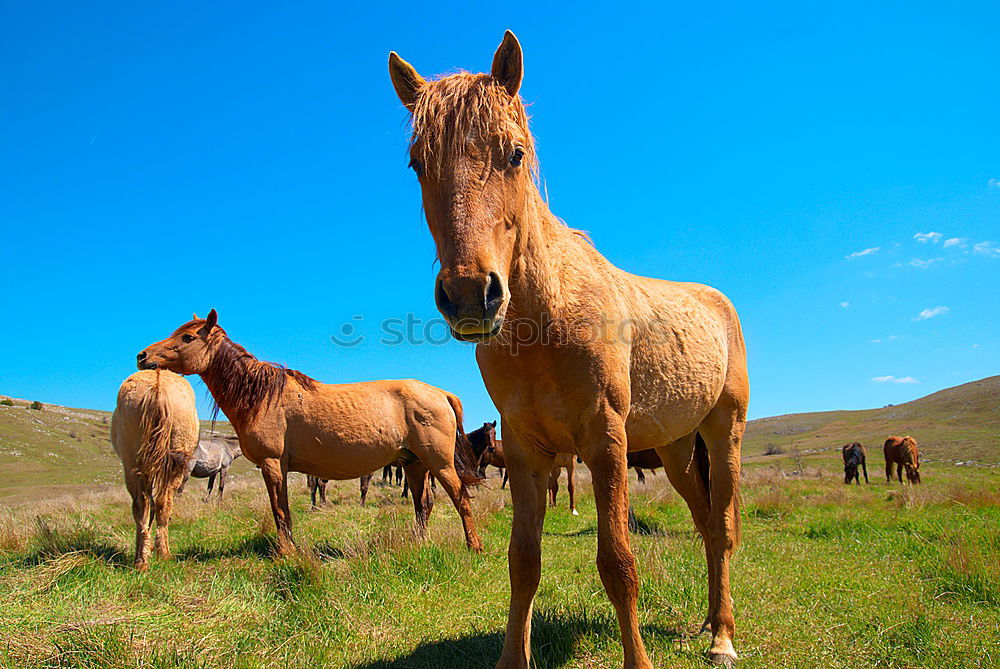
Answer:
xmin=743 ymin=375 xmax=1000 ymax=464
xmin=1 ymin=375 xmax=997 ymax=503
xmin=0 ymin=396 xmax=240 ymax=504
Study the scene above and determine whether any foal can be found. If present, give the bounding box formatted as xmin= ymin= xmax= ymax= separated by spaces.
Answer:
xmin=137 ymin=310 xmax=483 ymax=552
xmin=390 ymin=31 xmax=747 ymax=666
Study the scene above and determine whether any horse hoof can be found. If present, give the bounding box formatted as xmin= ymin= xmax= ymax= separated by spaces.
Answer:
xmin=708 ymin=638 xmax=738 ymax=666
xmin=571 ymin=509 xmax=579 ymax=516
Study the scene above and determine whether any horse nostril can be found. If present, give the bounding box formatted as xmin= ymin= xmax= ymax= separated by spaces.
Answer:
xmin=435 ymin=277 xmax=458 ymax=319
xmin=137 ymin=351 xmax=146 ymax=362
xmin=484 ymin=272 xmax=504 ymax=310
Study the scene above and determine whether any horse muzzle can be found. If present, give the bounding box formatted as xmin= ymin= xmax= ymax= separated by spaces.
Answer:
xmin=435 ymin=271 xmax=507 ymax=342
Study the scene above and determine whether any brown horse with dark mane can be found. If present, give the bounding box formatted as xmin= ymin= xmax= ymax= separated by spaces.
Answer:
xmin=884 ymin=436 xmax=921 ymax=484
xmin=627 ymin=449 xmax=664 ymax=484
xmin=390 ymin=31 xmax=748 ymax=667
xmin=480 ymin=439 xmax=509 ymax=487
xmin=841 ymin=442 xmax=868 ymax=485
xmin=137 ymin=310 xmax=484 ymax=552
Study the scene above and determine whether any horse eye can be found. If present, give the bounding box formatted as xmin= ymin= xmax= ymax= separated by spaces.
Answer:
xmin=408 ymin=158 xmax=423 ymax=177
xmin=181 ymin=334 xmax=195 ymax=343
xmin=510 ymin=148 xmax=524 ymax=167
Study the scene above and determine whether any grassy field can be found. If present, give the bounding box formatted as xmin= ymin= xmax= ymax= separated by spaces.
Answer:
xmin=1 ymin=451 xmax=998 ymax=668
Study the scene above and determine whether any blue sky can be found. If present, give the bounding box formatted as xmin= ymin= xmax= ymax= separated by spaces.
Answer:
xmin=1 ymin=1 xmax=998 ymax=425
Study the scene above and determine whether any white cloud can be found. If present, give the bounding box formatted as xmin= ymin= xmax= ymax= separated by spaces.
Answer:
xmin=943 ymin=237 xmax=966 ymax=248
xmin=908 ymin=257 xmax=945 ymax=269
xmin=973 ymin=241 xmax=1000 ymax=257
xmin=989 ymin=178 xmax=1000 ymax=189
xmin=915 ymin=306 xmax=950 ymax=321
xmin=914 ymin=232 xmax=943 ymax=244
xmin=846 ymin=247 xmax=880 ymax=259
xmin=840 ymin=301 xmax=850 ymax=308
xmin=873 ymin=375 xmax=919 ymax=384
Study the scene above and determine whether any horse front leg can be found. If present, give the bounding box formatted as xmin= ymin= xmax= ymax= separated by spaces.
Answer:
xmin=581 ymin=411 xmax=652 ymax=669
xmin=496 ymin=430 xmax=552 ymax=669
xmin=259 ymin=458 xmax=296 ymax=555
xmin=567 ymin=460 xmax=578 ymax=516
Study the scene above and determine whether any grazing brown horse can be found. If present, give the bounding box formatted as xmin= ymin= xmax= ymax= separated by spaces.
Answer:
xmin=628 ymin=449 xmax=664 ymax=484
xmin=547 ymin=453 xmax=578 ymax=516
xmin=841 ymin=442 xmax=868 ymax=485
xmin=137 ymin=310 xmax=483 ymax=552
xmin=178 ymin=434 xmax=242 ymax=500
xmin=480 ymin=439 xmax=509 ymax=488
xmin=389 ymin=31 xmax=748 ymax=667
xmin=111 ymin=370 xmax=199 ymax=570
xmin=884 ymin=436 xmax=921 ymax=484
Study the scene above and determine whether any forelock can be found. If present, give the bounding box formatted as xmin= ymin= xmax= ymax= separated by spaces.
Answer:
xmin=409 ymin=71 xmax=536 ymax=176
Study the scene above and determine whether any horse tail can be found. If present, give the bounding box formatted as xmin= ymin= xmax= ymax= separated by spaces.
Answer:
xmin=137 ymin=372 xmax=189 ymax=503
xmin=445 ymin=392 xmax=485 ymax=490
xmin=695 ymin=431 xmax=741 ymax=549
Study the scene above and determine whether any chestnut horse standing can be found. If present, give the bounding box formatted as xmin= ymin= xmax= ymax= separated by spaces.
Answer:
xmin=884 ymin=436 xmax=921 ymax=484
xmin=389 ymin=31 xmax=748 ymax=667
xmin=137 ymin=310 xmax=483 ymax=552
xmin=111 ymin=370 xmax=199 ymax=570
xmin=547 ymin=453 xmax=579 ymax=516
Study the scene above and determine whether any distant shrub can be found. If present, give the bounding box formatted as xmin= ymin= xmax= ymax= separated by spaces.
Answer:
xmin=764 ymin=443 xmax=785 ymax=456
xmin=0 ymin=399 xmax=13 ymax=407
xmin=68 ymin=430 xmax=77 ymax=439
xmin=30 ymin=401 xmax=43 ymax=411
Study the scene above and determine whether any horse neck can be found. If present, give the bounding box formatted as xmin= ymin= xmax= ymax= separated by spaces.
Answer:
xmin=508 ymin=189 xmax=590 ymax=321
xmin=199 ymin=337 xmax=260 ymax=428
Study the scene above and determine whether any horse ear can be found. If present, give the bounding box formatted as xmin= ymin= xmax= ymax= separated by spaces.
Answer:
xmin=491 ymin=30 xmax=523 ymax=96
xmin=491 ymin=420 xmax=497 ymax=427
xmin=388 ymin=52 xmax=425 ymax=111
xmin=199 ymin=308 xmax=218 ymax=336
xmin=192 ymin=313 xmax=198 ymax=320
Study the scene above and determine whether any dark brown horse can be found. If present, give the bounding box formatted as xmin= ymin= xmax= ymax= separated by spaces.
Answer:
xmin=307 ymin=475 xmax=329 ymax=508
xmin=627 ymin=449 xmax=664 ymax=484
xmin=841 ymin=442 xmax=868 ymax=485
xmin=390 ymin=31 xmax=747 ymax=666
xmin=884 ymin=436 xmax=921 ymax=484
xmin=467 ymin=420 xmax=499 ymax=475
xmin=480 ymin=439 xmax=509 ymax=488
xmin=137 ymin=310 xmax=484 ymax=552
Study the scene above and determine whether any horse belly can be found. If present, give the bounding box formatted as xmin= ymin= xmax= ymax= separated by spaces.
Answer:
xmin=625 ymin=320 xmax=728 ymax=449
xmin=284 ymin=415 xmax=406 ymax=480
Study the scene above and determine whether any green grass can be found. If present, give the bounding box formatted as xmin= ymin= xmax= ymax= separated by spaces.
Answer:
xmin=1 ymin=454 xmax=998 ymax=668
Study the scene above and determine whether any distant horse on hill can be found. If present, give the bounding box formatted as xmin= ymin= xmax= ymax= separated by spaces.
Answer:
xmin=884 ymin=436 xmax=921 ymax=484
xmin=111 ymin=370 xmax=199 ymax=570
xmin=841 ymin=442 xmax=868 ymax=485
xmin=137 ymin=309 xmax=484 ymax=552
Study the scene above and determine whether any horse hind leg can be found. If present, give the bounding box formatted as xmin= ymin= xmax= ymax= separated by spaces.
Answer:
xmin=402 ymin=462 xmax=433 ymax=537
xmin=567 ymin=462 xmax=578 ymax=516
xmin=696 ymin=400 xmax=745 ymax=666
xmin=360 ymin=473 xmax=373 ymax=506
xmin=407 ymin=432 xmax=482 ymax=551
xmin=655 ymin=433 xmax=716 ymax=635
xmin=126 ymin=474 xmax=153 ymax=570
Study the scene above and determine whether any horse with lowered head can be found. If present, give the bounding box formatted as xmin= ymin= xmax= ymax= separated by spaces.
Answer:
xmin=389 ymin=31 xmax=748 ymax=667
xmin=841 ymin=442 xmax=868 ymax=485
xmin=884 ymin=436 xmax=921 ymax=484
xmin=137 ymin=310 xmax=484 ymax=552
xmin=178 ymin=434 xmax=242 ymax=500
xmin=111 ymin=370 xmax=199 ymax=570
